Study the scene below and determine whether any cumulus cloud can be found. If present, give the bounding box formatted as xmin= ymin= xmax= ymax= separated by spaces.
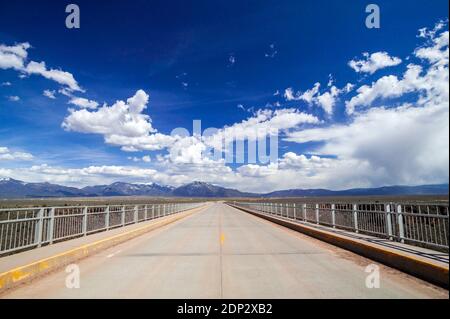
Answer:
xmin=0 ymin=42 xmax=30 ymax=70
xmin=1 ymin=81 xmax=12 ymax=86
xmin=284 ymin=82 xmax=353 ymax=114
xmin=62 ymin=90 xmax=177 ymax=152
xmin=0 ymin=146 xmax=33 ymax=161
xmin=346 ymin=28 xmax=448 ymax=114
xmin=63 ymin=90 xmax=153 ymax=136
xmin=204 ymin=108 xmax=319 ymax=151
xmin=286 ymin=103 xmax=448 ymax=187
xmin=348 ymin=52 xmax=402 ymax=74
xmin=68 ymin=97 xmax=99 ymax=109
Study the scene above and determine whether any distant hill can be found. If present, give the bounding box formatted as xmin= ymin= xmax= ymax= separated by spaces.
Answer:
xmin=82 ymin=182 xmax=174 ymax=197
xmin=0 ymin=177 xmax=448 ymax=198
xmin=264 ymin=184 xmax=449 ymax=197
xmin=0 ymin=178 xmax=87 ymax=198
xmin=171 ymin=181 xmax=256 ymax=198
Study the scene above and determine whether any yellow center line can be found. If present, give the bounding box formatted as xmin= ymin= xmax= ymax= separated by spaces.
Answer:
xmin=220 ymin=233 xmax=225 ymax=245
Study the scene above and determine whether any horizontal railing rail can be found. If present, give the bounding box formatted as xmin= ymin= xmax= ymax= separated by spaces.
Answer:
xmin=0 ymin=202 xmax=204 ymax=256
xmin=229 ymin=201 xmax=449 ymax=251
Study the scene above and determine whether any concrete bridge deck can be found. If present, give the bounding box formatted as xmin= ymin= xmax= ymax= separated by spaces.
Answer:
xmin=0 ymin=203 xmax=448 ymax=298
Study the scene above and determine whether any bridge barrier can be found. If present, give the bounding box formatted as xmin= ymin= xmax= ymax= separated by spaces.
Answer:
xmin=0 ymin=202 xmax=204 ymax=256
xmin=229 ymin=201 xmax=449 ymax=252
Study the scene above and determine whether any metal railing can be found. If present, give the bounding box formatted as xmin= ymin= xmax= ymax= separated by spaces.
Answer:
xmin=230 ymin=201 xmax=449 ymax=251
xmin=0 ymin=202 xmax=204 ymax=256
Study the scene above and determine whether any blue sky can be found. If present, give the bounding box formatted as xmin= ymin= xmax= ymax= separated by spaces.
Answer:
xmin=0 ymin=0 xmax=449 ymax=192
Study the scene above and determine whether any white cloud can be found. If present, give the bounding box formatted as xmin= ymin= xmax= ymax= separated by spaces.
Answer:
xmin=63 ymin=90 xmax=153 ymax=137
xmin=127 ymin=155 xmax=151 ymax=163
xmin=348 ymin=51 xmax=402 ymax=74
xmin=25 ymin=61 xmax=83 ymax=92
xmin=43 ymin=89 xmax=56 ymax=99
xmin=228 ymin=54 xmax=236 ymax=67
xmin=418 ymin=19 xmax=447 ymax=39
xmin=0 ymin=41 xmax=83 ymax=92
xmin=285 ymin=102 xmax=448 ymax=187
xmin=346 ymin=28 xmax=448 ymax=114
xmin=415 ymin=30 xmax=449 ymax=66
xmin=265 ymin=43 xmax=278 ymax=58
xmin=142 ymin=155 xmax=151 ymax=163
xmin=283 ymin=87 xmax=295 ymax=101
xmin=0 ymin=42 xmax=30 ymax=70
xmin=284 ymin=82 xmax=353 ymax=115
xmin=1 ymin=81 xmax=12 ymax=86
xmin=204 ymin=108 xmax=320 ymax=151
xmin=68 ymin=97 xmax=99 ymax=109
xmin=7 ymin=95 xmax=20 ymax=102
xmin=284 ymin=83 xmax=321 ymax=103
xmin=62 ymin=90 xmax=177 ymax=151
xmin=0 ymin=146 xmax=33 ymax=161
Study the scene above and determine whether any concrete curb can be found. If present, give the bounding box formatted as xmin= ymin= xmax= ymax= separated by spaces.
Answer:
xmin=0 ymin=206 xmax=205 ymax=293
xmin=229 ymin=204 xmax=449 ymax=289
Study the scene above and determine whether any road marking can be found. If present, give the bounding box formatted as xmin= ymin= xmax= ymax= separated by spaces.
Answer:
xmin=220 ymin=233 xmax=225 ymax=245
xmin=106 ymin=250 xmax=121 ymax=258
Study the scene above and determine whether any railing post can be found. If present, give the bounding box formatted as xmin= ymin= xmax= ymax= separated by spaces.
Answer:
xmin=293 ymin=203 xmax=296 ymax=219
xmin=82 ymin=206 xmax=88 ymax=236
xmin=331 ymin=204 xmax=336 ymax=228
xmin=353 ymin=204 xmax=359 ymax=233
xmin=121 ymin=206 xmax=125 ymax=226
xmin=385 ymin=203 xmax=393 ymax=240
xmin=134 ymin=205 xmax=138 ymax=223
xmin=144 ymin=205 xmax=148 ymax=220
xmin=397 ymin=204 xmax=405 ymax=243
xmin=48 ymin=208 xmax=55 ymax=243
xmin=303 ymin=203 xmax=307 ymax=221
xmin=152 ymin=205 xmax=155 ymax=219
xmin=105 ymin=206 xmax=110 ymax=230
xmin=315 ymin=204 xmax=320 ymax=224
xmin=35 ymin=208 xmax=44 ymax=247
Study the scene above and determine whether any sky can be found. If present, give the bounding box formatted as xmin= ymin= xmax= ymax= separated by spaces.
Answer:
xmin=0 ymin=0 xmax=449 ymax=192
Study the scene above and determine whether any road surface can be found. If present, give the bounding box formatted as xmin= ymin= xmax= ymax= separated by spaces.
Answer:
xmin=1 ymin=203 xmax=447 ymax=298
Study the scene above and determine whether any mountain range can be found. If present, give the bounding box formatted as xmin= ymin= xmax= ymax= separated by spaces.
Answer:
xmin=0 ymin=178 xmax=448 ymax=199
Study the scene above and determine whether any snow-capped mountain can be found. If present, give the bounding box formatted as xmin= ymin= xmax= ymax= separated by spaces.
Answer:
xmin=0 ymin=178 xmax=448 ymax=198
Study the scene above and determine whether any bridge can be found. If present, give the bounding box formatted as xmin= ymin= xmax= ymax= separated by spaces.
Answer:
xmin=0 ymin=201 xmax=448 ymax=298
